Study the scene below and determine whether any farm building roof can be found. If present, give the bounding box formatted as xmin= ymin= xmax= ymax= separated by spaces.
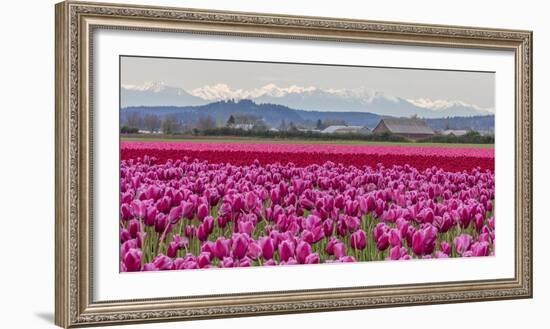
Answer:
xmin=322 ymin=125 xmax=371 ymax=134
xmin=441 ymin=129 xmax=470 ymax=136
xmin=376 ymin=118 xmax=434 ymax=135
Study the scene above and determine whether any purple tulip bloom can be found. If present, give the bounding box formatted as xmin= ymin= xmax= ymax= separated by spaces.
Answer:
xmin=350 ymin=229 xmax=367 ymax=250
xmin=197 ymin=203 xmax=208 ymax=221
xmin=440 ymin=241 xmax=451 ymax=255
xmin=214 ymin=237 xmax=231 ymax=260
xmin=388 ymin=246 xmax=408 ymax=260
xmin=122 ymin=248 xmax=142 ymax=272
xmin=259 ymin=236 xmax=275 ymax=259
xmin=153 ymin=254 xmax=174 ymax=270
xmin=232 ymin=233 xmax=249 ymax=259
xmin=296 ymin=241 xmax=312 ymax=264
xmin=471 ymin=241 xmax=490 ymax=257
xmin=305 ymin=253 xmax=320 ymax=264
xmin=454 ymin=234 xmax=473 ymax=256
xmin=278 ymin=240 xmax=295 ymax=262
xmin=333 ymin=242 xmax=347 ymax=258
xmin=247 ymin=241 xmax=262 ymax=260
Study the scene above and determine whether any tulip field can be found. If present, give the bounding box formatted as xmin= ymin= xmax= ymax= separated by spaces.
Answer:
xmin=120 ymin=140 xmax=495 ymax=272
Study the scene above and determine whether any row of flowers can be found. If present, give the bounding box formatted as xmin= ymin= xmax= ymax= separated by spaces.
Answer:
xmin=121 ymin=141 xmax=494 ymax=172
xmin=120 ymin=153 xmax=495 ymax=272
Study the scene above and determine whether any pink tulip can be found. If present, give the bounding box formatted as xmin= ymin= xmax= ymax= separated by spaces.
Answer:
xmin=259 ymin=237 xmax=275 ymax=259
xmin=471 ymin=241 xmax=490 ymax=257
xmin=153 ymin=254 xmax=173 ymax=270
xmin=278 ymin=240 xmax=295 ymax=262
xmin=122 ymin=248 xmax=142 ymax=272
xmin=128 ymin=219 xmax=140 ymax=238
xmin=120 ymin=239 xmax=138 ymax=258
xmin=247 ymin=241 xmax=262 ymax=260
xmin=281 ymin=257 xmax=299 ymax=266
xmin=154 ymin=213 xmax=168 ymax=233
xmin=120 ymin=203 xmax=133 ymax=220
xmin=221 ymin=257 xmax=235 ymax=268
xmin=454 ymin=234 xmax=473 ymax=256
xmin=203 ymin=216 xmax=214 ymax=233
xmin=120 ymin=229 xmax=131 ymax=243
xmin=214 ymin=237 xmax=231 ymax=260
xmin=339 ymin=256 xmax=356 ymax=262
xmin=435 ymin=251 xmax=449 ymax=258
xmin=322 ymin=219 xmax=334 ymax=236
xmin=245 ymin=191 xmax=257 ymax=210
xmin=237 ymin=220 xmax=255 ymax=236
xmin=167 ymin=205 xmax=183 ymax=224
xmin=142 ymin=263 xmax=158 ymax=271
xmin=474 ymin=213 xmax=484 ymax=231
xmin=196 ymin=224 xmax=209 ymax=242
xmin=376 ymin=232 xmax=390 ymax=251
xmin=184 ymin=225 xmax=196 ymax=238
xmin=197 ymin=252 xmax=211 ymax=268
xmin=333 ymin=242 xmax=347 ymax=258
xmin=197 ymin=203 xmax=208 ymax=221
xmin=232 ymin=233 xmax=249 ymax=259
xmin=181 ymin=201 xmax=195 ymax=220
xmin=389 ymin=228 xmax=402 ymax=247
xmin=350 ymin=229 xmax=367 ymax=250
xmin=433 ymin=213 xmax=453 ymax=233
xmin=305 ymin=253 xmax=320 ymax=264
xmin=440 ymin=241 xmax=451 ymax=255
xmin=325 ymin=237 xmax=339 ymax=255
xmin=239 ymin=257 xmax=253 ymax=267
xmin=167 ymin=241 xmax=179 ymax=258
xmin=388 ymin=246 xmax=408 ymax=260
xmin=144 ymin=206 xmax=157 ymax=226
xmin=412 ymin=225 xmax=438 ymax=256
xmin=131 ymin=200 xmax=147 ymax=219
xmin=296 ymin=241 xmax=312 ymax=264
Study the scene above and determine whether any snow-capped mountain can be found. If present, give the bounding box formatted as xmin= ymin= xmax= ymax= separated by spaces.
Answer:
xmin=121 ymin=82 xmax=493 ymax=118
xmin=121 ymin=82 xmax=206 ymax=107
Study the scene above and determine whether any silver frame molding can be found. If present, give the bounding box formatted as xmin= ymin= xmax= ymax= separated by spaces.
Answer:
xmin=55 ymin=1 xmax=533 ymax=327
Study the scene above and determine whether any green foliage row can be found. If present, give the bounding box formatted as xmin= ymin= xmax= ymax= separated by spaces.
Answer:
xmin=120 ymin=126 xmax=139 ymax=134
xmin=191 ymin=127 xmax=409 ymax=142
xmin=417 ymin=131 xmax=494 ymax=144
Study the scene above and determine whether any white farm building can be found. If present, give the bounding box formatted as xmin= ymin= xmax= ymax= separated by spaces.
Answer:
xmin=321 ymin=125 xmax=371 ymax=135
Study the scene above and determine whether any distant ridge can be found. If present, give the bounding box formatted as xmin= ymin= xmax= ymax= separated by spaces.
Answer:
xmin=121 ymin=99 xmax=494 ymax=132
xmin=121 ymin=82 xmax=494 ymax=118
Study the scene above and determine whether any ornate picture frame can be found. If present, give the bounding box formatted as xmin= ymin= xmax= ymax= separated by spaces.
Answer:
xmin=55 ymin=1 xmax=532 ymax=327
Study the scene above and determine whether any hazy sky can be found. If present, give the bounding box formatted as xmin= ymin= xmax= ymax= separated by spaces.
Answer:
xmin=121 ymin=56 xmax=495 ymax=108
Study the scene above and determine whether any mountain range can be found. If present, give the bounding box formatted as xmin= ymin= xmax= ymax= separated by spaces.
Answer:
xmin=121 ymin=82 xmax=494 ymax=119
xmin=121 ymin=99 xmax=494 ymax=132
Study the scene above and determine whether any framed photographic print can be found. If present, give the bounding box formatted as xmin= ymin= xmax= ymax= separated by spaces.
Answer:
xmin=55 ymin=1 xmax=533 ymax=327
